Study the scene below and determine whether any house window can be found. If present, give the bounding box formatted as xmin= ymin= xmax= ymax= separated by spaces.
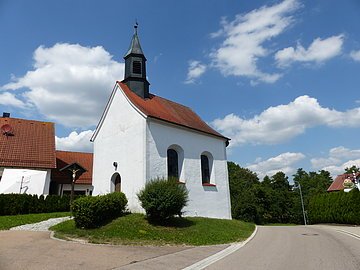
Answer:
xmin=133 ymin=61 xmax=142 ymax=74
xmin=201 ymin=155 xmax=210 ymax=184
xmin=167 ymin=149 xmax=179 ymax=179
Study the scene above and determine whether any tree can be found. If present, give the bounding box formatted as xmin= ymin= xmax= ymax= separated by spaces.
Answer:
xmin=228 ymin=162 xmax=259 ymax=218
xmin=345 ymin=165 xmax=360 ymax=174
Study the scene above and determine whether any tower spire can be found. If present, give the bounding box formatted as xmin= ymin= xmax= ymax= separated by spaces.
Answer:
xmin=122 ymin=23 xmax=150 ymax=99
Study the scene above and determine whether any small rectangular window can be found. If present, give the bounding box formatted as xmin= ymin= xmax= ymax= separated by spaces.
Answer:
xmin=133 ymin=61 xmax=142 ymax=74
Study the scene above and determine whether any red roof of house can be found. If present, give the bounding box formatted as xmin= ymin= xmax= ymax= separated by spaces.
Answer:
xmin=51 ymin=150 xmax=93 ymax=185
xmin=327 ymin=173 xmax=360 ymax=192
xmin=0 ymin=117 xmax=56 ymax=169
xmin=117 ymin=82 xmax=229 ymax=140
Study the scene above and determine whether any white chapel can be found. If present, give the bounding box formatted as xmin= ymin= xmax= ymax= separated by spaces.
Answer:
xmin=91 ymin=25 xmax=232 ymax=219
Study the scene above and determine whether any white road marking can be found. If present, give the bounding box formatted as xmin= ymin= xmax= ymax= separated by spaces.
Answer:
xmin=182 ymin=226 xmax=258 ymax=270
xmin=335 ymin=229 xmax=360 ymax=241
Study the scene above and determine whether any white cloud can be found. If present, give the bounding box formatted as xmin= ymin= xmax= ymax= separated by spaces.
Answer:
xmin=311 ymin=146 xmax=360 ymax=176
xmin=184 ymin=60 xmax=207 ymax=84
xmin=211 ymin=95 xmax=360 ymax=147
xmin=350 ymin=50 xmax=360 ymax=62
xmin=2 ymin=43 xmax=124 ymax=128
xmin=210 ymin=0 xmax=300 ymax=84
xmin=275 ymin=35 xmax=344 ymax=67
xmin=247 ymin=152 xmax=305 ymax=179
xmin=0 ymin=92 xmax=27 ymax=108
xmin=55 ymin=130 xmax=93 ymax=152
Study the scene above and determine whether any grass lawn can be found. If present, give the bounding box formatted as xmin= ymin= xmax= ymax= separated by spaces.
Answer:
xmin=0 ymin=212 xmax=71 ymax=230
xmin=51 ymin=213 xmax=255 ymax=246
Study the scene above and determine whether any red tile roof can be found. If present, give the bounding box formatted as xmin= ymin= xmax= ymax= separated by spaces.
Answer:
xmin=51 ymin=150 xmax=93 ymax=185
xmin=327 ymin=173 xmax=360 ymax=192
xmin=117 ymin=82 xmax=229 ymax=140
xmin=0 ymin=117 xmax=56 ymax=169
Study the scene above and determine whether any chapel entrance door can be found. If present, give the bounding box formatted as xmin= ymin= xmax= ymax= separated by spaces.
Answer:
xmin=114 ymin=174 xmax=121 ymax=192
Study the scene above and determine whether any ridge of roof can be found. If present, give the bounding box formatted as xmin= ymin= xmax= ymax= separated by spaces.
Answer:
xmin=56 ymin=150 xmax=93 ymax=155
xmin=117 ymin=81 xmax=229 ymax=141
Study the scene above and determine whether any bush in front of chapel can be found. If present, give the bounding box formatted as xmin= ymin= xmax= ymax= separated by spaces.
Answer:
xmin=71 ymin=192 xmax=128 ymax=228
xmin=137 ymin=178 xmax=188 ymax=221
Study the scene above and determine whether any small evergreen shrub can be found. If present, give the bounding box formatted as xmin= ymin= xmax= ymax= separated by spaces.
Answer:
xmin=71 ymin=192 xmax=128 ymax=229
xmin=137 ymin=178 xmax=188 ymax=221
xmin=0 ymin=194 xmax=72 ymax=215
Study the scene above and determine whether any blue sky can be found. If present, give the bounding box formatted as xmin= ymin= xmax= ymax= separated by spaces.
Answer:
xmin=1 ymin=0 xmax=360 ymax=180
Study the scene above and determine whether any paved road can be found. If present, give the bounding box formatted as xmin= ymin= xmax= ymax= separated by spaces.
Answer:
xmin=207 ymin=225 xmax=360 ymax=270
xmin=0 ymin=230 xmax=226 ymax=270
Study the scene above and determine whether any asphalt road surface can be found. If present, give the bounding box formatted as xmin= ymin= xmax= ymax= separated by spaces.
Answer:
xmin=207 ymin=225 xmax=360 ymax=270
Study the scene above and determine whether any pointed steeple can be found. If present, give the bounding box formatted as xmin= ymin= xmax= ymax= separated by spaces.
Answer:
xmin=124 ymin=23 xmax=145 ymax=58
xmin=122 ymin=23 xmax=150 ymax=99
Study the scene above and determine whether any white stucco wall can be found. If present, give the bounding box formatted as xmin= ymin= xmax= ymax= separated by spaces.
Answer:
xmin=92 ymin=84 xmax=146 ymax=212
xmin=146 ymin=119 xmax=232 ymax=220
xmin=0 ymin=168 xmax=51 ymax=195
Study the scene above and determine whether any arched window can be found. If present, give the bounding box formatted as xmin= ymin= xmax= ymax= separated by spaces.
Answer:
xmin=167 ymin=149 xmax=179 ymax=179
xmin=201 ymin=155 xmax=210 ymax=184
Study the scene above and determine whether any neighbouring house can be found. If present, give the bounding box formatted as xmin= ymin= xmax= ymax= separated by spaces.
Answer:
xmin=0 ymin=113 xmax=93 ymax=195
xmin=50 ymin=150 xmax=93 ymax=196
xmin=91 ymin=25 xmax=232 ymax=219
xmin=327 ymin=172 xmax=360 ymax=192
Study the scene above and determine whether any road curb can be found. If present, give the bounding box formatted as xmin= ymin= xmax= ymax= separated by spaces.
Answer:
xmin=182 ymin=225 xmax=258 ymax=270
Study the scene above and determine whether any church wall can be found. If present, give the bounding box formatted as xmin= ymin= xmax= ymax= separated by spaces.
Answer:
xmin=92 ymin=85 xmax=146 ymax=212
xmin=146 ymin=119 xmax=232 ymax=219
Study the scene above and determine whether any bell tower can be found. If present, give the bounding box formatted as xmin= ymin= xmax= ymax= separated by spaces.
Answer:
xmin=122 ymin=23 xmax=150 ymax=98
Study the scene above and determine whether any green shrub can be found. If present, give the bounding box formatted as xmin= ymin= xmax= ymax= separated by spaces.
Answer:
xmin=71 ymin=192 xmax=128 ymax=229
xmin=0 ymin=194 xmax=72 ymax=215
xmin=137 ymin=178 xmax=188 ymax=221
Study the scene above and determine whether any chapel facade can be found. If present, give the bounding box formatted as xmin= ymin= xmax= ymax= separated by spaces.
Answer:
xmin=91 ymin=25 xmax=232 ymax=219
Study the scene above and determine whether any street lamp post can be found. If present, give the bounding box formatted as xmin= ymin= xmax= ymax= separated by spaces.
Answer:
xmin=295 ymin=181 xmax=307 ymax=226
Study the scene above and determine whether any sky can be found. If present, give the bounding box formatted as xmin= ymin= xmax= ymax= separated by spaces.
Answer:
xmin=1 ymin=0 xmax=360 ymax=180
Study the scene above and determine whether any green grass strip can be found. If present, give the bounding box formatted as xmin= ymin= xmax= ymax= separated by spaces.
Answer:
xmin=51 ymin=213 xmax=255 ymax=246
xmin=0 ymin=212 xmax=70 ymax=230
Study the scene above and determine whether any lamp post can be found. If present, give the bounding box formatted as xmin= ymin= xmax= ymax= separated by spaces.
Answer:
xmin=294 ymin=181 xmax=307 ymax=226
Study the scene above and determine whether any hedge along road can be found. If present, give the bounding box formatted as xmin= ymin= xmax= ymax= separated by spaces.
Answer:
xmin=206 ymin=225 xmax=360 ymax=270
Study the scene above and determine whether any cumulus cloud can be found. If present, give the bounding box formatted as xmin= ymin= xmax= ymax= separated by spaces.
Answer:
xmin=210 ymin=0 xmax=300 ymax=84
xmin=185 ymin=60 xmax=207 ymax=84
xmin=350 ymin=50 xmax=360 ymax=62
xmin=55 ymin=130 xmax=93 ymax=152
xmin=0 ymin=92 xmax=27 ymax=108
xmin=2 ymin=43 xmax=124 ymax=128
xmin=247 ymin=152 xmax=305 ymax=180
xmin=211 ymin=95 xmax=360 ymax=147
xmin=275 ymin=35 xmax=344 ymax=67
xmin=311 ymin=146 xmax=360 ymax=176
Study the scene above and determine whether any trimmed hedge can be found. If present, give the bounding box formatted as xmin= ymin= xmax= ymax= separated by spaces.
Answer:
xmin=137 ymin=178 xmax=188 ymax=221
xmin=71 ymin=192 xmax=128 ymax=229
xmin=308 ymin=189 xmax=360 ymax=224
xmin=0 ymin=194 xmax=72 ymax=216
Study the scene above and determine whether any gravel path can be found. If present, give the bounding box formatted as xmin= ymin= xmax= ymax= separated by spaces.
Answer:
xmin=10 ymin=216 xmax=72 ymax=231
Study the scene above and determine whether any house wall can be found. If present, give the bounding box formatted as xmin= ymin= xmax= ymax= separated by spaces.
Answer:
xmin=0 ymin=168 xmax=51 ymax=195
xmin=60 ymin=184 xmax=93 ymax=195
xmin=92 ymin=84 xmax=147 ymax=212
xmin=146 ymin=119 xmax=232 ymax=219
